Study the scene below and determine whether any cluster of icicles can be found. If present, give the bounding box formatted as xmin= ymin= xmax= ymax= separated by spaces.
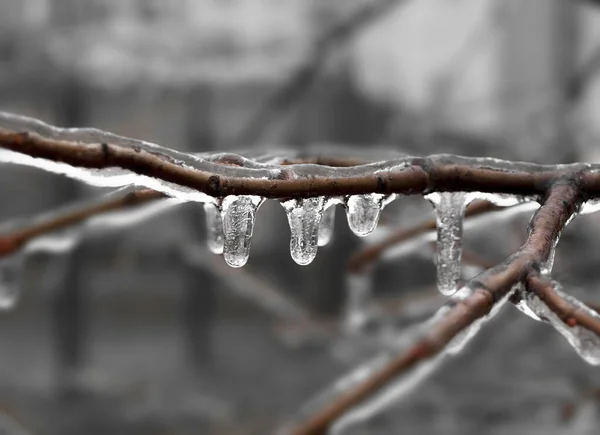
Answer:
xmin=203 ymin=192 xmax=394 ymax=268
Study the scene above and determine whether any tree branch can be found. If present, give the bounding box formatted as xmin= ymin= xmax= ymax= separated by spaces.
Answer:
xmin=0 ymin=188 xmax=165 ymax=257
xmin=2 ymin=127 xmax=600 ymax=200
xmin=526 ymin=274 xmax=600 ymax=337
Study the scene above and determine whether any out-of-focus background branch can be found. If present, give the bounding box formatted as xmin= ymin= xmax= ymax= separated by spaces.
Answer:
xmin=2 ymin=1 xmax=600 ymax=434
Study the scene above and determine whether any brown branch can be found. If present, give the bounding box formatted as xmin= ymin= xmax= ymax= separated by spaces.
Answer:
xmin=234 ymin=0 xmax=406 ymax=144
xmin=3 ymin=128 xmax=600 ymax=199
xmin=0 ymin=189 xmax=165 ymax=257
xmin=286 ymin=183 xmax=581 ymax=435
xmin=348 ymin=200 xmax=502 ymax=273
xmin=526 ymin=275 xmax=600 ymax=337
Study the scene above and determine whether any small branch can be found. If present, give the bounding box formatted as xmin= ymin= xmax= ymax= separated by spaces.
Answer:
xmin=0 ymin=189 xmax=165 ymax=257
xmin=526 ymin=275 xmax=600 ymax=337
xmin=286 ymin=183 xmax=581 ymax=435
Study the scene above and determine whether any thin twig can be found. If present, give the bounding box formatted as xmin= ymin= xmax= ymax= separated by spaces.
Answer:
xmin=0 ymin=189 xmax=165 ymax=257
xmin=526 ymin=275 xmax=600 ymax=337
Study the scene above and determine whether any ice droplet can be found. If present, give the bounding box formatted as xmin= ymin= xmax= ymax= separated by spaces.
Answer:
xmin=318 ymin=205 xmax=336 ymax=247
xmin=221 ymin=195 xmax=264 ymax=268
xmin=0 ymin=252 xmax=24 ymax=310
xmin=521 ymin=281 xmax=600 ymax=365
xmin=282 ymin=197 xmax=326 ymax=266
xmin=345 ymin=194 xmax=394 ymax=237
xmin=343 ymin=273 xmax=373 ymax=334
xmin=426 ymin=192 xmax=469 ymax=296
xmin=203 ymin=202 xmax=224 ymax=255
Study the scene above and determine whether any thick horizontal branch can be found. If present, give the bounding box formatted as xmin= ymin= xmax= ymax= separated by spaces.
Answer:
xmin=1 ymin=127 xmax=600 ymax=200
xmin=288 ymin=183 xmax=581 ymax=435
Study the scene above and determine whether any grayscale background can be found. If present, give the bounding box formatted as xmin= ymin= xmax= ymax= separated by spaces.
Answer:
xmin=0 ymin=1 xmax=599 ymax=434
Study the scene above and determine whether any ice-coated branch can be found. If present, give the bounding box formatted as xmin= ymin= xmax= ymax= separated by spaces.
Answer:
xmin=526 ymin=274 xmax=600 ymax=342
xmin=283 ymin=183 xmax=581 ymax=435
xmin=0 ymin=188 xmax=166 ymax=258
xmin=3 ymin=117 xmax=600 ymax=201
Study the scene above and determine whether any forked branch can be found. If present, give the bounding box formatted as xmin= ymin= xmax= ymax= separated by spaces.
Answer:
xmin=284 ymin=183 xmax=581 ymax=435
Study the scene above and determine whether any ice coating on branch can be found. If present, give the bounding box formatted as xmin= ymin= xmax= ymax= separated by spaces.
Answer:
xmin=318 ymin=204 xmax=336 ymax=247
xmin=343 ymin=273 xmax=373 ymax=334
xmin=426 ymin=192 xmax=469 ymax=296
xmin=282 ymin=197 xmax=326 ymax=266
xmin=0 ymin=252 xmax=24 ymax=310
xmin=521 ymin=281 xmax=600 ymax=365
xmin=512 ymin=284 xmax=542 ymax=321
xmin=280 ymin=279 xmax=511 ymax=434
xmin=345 ymin=194 xmax=394 ymax=237
xmin=466 ymin=192 xmax=535 ymax=207
xmin=330 ymin=355 xmax=444 ymax=435
xmin=221 ymin=195 xmax=264 ymax=268
xmin=444 ymin=286 xmax=512 ymax=354
xmin=580 ymin=199 xmax=600 ymax=215
xmin=203 ymin=202 xmax=224 ymax=255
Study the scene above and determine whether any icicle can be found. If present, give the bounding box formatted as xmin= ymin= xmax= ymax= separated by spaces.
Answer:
xmin=318 ymin=205 xmax=336 ymax=247
xmin=521 ymin=281 xmax=600 ymax=365
xmin=203 ymin=202 xmax=224 ymax=255
xmin=0 ymin=252 xmax=24 ymax=310
xmin=282 ymin=197 xmax=326 ymax=266
xmin=343 ymin=273 xmax=373 ymax=334
xmin=345 ymin=194 xmax=394 ymax=237
xmin=426 ymin=192 xmax=469 ymax=296
xmin=221 ymin=195 xmax=264 ymax=268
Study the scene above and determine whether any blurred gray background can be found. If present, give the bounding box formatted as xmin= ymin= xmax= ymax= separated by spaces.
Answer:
xmin=1 ymin=1 xmax=600 ymax=434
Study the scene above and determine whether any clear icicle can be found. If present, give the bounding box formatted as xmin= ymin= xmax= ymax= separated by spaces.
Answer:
xmin=521 ymin=281 xmax=600 ymax=365
xmin=282 ymin=197 xmax=326 ymax=266
xmin=0 ymin=252 xmax=24 ymax=310
xmin=203 ymin=202 xmax=224 ymax=255
xmin=318 ymin=205 xmax=336 ymax=247
xmin=221 ymin=195 xmax=264 ymax=268
xmin=345 ymin=194 xmax=394 ymax=237
xmin=427 ymin=192 xmax=468 ymax=296
xmin=343 ymin=273 xmax=373 ymax=334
